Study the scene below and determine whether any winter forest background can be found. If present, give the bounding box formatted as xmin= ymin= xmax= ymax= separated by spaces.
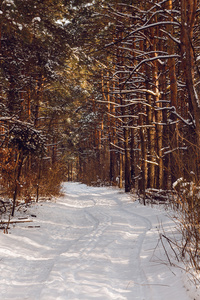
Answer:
xmin=1 ymin=0 xmax=200 ymax=270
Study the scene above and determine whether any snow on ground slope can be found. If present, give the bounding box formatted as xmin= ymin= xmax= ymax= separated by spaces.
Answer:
xmin=0 ymin=182 xmax=194 ymax=300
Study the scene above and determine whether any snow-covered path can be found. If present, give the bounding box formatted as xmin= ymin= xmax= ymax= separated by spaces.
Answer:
xmin=0 ymin=182 xmax=191 ymax=300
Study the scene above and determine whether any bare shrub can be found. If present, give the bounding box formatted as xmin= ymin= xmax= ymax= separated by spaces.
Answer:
xmin=173 ymin=177 xmax=200 ymax=271
xmin=38 ymin=162 xmax=66 ymax=198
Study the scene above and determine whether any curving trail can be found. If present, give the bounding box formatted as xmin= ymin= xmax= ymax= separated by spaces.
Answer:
xmin=0 ymin=182 xmax=190 ymax=300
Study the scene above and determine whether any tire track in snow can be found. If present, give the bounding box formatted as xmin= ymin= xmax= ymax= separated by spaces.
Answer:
xmin=59 ymin=207 xmax=113 ymax=293
xmin=123 ymin=208 xmax=153 ymax=300
xmin=78 ymin=208 xmax=112 ymax=258
xmin=108 ymin=194 xmax=153 ymax=300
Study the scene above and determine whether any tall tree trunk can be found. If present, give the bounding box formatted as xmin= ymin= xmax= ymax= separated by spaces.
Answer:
xmin=138 ymin=102 xmax=147 ymax=195
xmin=124 ymin=126 xmax=131 ymax=192
xmin=12 ymin=151 xmax=24 ymax=216
xmin=119 ymin=152 xmax=123 ymax=189
xmin=167 ymin=0 xmax=178 ymax=108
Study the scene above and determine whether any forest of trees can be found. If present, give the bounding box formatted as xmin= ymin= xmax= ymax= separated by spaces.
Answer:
xmin=75 ymin=0 xmax=200 ymax=197
xmin=0 ymin=0 xmax=200 ymax=219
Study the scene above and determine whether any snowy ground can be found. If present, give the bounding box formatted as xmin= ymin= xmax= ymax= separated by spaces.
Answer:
xmin=0 ymin=182 xmax=198 ymax=299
